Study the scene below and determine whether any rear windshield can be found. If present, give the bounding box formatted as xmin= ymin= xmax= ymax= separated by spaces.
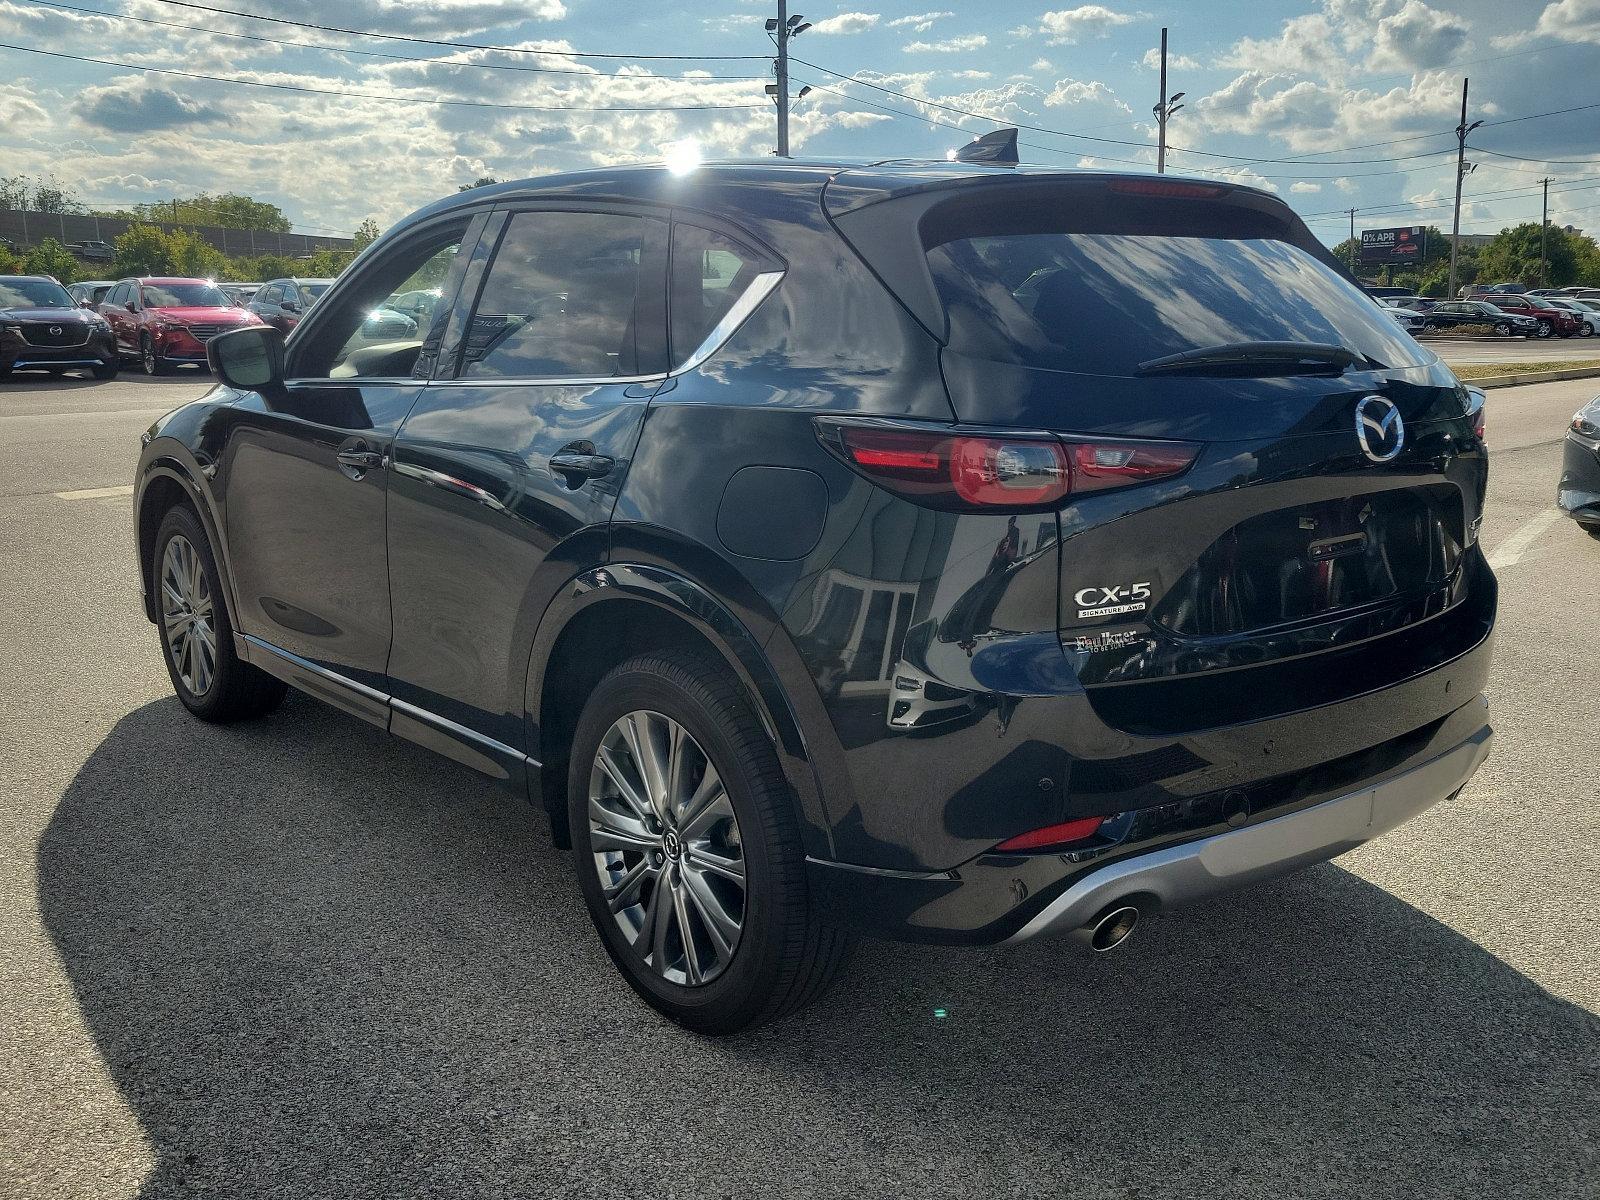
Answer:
xmin=927 ymin=231 xmax=1426 ymax=376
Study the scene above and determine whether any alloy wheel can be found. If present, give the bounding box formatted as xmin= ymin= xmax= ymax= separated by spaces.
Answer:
xmin=587 ymin=710 xmax=746 ymax=986
xmin=142 ymin=337 xmax=157 ymax=374
xmin=161 ymin=534 xmax=217 ymax=696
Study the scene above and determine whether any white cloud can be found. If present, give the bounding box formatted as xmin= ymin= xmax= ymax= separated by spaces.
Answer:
xmin=1039 ymin=6 xmax=1143 ymax=46
xmin=888 ymin=11 xmax=954 ymax=33
xmin=1524 ymin=0 xmax=1600 ymax=45
xmin=1140 ymin=47 xmax=1199 ymax=71
xmin=1290 ymin=180 xmax=1323 ymax=193
xmin=1043 ymin=78 xmax=1129 ymax=112
xmin=950 ymin=70 xmax=993 ymax=80
xmin=905 ymin=34 xmax=988 ymax=53
xmin=810 ymin=12 xmax=880 ymax=35
xmin=1030 ymin=58 xmax=1053 ymax=71
xmin=1371 ymin=1 xmax=1468 ymax=70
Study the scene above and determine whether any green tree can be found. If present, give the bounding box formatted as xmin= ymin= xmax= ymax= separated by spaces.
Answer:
xmin=1571 ymin=234 xmax=1600 ymax=287
xmin=352 ymin=218 xmax=381 ymax=250
xmin=116 ymin=192 xmax=292 ymax=232
xmin=0 ymin=245 xmax=23 ymax=273
xmin=230 ymin=253 xmax=299 ymax=281
xmin=167 ymin=228 xmax=230 ymax=280
xmin=22 ymin=238 xmax=80 ymax=284
xmin=0 ymin=173 xmax=82 ymax=213
xmin=457 ymin=176 xmax=499 ymax=192
xmin=1475 ymin=222 xmax=1579 ymax=287
xmin=303 ymin=248 xmax=356 ymax=277
xmin=112 ymin=224 xmax=177 ymax=276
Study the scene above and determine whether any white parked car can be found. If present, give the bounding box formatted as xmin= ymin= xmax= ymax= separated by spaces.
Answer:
xmin=1545 ymin=297 xmax=1599 ymax=337
xmin=1385 ymin=305 xmax=1426 ymax=334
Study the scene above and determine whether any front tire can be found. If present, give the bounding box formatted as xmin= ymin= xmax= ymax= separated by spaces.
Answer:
xmin=92 ymin=359 xmax=118 ymax=380
xmin=141 ymin=334 xmax=169 ymax=376
xmin=153 ymin=505 xmax=287 ymax=722
xmin=568 ymin=651 xmax=851 ymax=1034
xmin=1535 ymin=320 xmax=1553 ymax=339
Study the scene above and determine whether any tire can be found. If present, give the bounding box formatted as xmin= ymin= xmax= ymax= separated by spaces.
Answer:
xmin=1587 ymin=527 xmax=1600 ymax=542
xmin=92 ymin=359 xmax=118 ymax=380
xmin=141 ymin=334 xmax=169 ymax=376
xmin=1580 ymin=324 xmax=1595 ymax=338
xmin=567 ymin=650 xmax=852 ymax=1034
xmin=152 ymin=504 xmax=287 ymax=722
xmin=1535 ymin=320 xmax=1553 ymax=339
xmin=1494 ymin=322 xmax=1511 ymax=337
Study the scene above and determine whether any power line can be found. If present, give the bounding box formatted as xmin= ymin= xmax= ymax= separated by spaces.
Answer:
xmin=0 ymin=41 xmax=765 ymax=110
xmin=143 ymin=0 xmax=769 ymax=60
xmin=17 ymin=0 xmax=767 ymax=81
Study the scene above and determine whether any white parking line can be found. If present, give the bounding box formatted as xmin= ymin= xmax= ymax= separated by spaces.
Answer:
xmin=54 ymin=485 xmax=135 ymax=501
xmin=1487 ymin=507 xmax=1564 ymax=570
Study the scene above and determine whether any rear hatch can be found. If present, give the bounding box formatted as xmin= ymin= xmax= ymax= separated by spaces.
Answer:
xmin=827 ymin=171 xmax=1489 ymax=733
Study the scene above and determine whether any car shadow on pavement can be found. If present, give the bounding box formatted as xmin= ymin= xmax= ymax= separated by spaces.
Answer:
xmin=40 ymin=696 xmax=1599 ymax=1198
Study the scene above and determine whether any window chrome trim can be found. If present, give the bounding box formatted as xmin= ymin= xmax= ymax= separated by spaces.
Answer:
xmin=670 ymin=269 xmax=784 ymax=377
xmin=425 ymin=372 xmax=667 ymax=389
xmin=390 ymin=697 xmax=539 ymax=768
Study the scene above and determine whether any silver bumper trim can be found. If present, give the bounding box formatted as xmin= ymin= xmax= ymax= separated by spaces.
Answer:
xmin=1006 ymin=715 xmax=1493 ymax=944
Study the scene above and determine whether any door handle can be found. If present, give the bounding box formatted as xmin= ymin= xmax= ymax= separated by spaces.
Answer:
xmin=549 ymin=452 xmax=615 ymax=483
xmin=336 ymin=447 xmax=385 ymax=478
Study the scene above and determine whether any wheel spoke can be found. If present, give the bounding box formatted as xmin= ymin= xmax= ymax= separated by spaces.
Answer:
xmin=596 ymin=744 xmax=652 ymax=825
xmin=604 ymin=858 xmax=655 ymax=914
xmin=650 ymin=873 xmax=675 ymax=966
xmin=687 ymin=843 xmax=745 ymax=886
xmin=619 ymin=713 xmax=666 ymax=819
xmin=681 ymin=863 xmax=740 ymax=962
xmin=631 ymin=873 xmax=665 ymax=954
xmin=681 ymin=775 xmax=730 ymax=839
xmin=677 ymin=762 xmax=723 ymax=831
xmin=587 ymin=805 xmax=655 ymax=855
xmin=671 ymin=873 xmax=702 ymax=986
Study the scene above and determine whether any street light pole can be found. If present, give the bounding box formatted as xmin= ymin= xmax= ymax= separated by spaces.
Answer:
xmin=1347 ymin=208 xmax=1358 ymax=275
xmin=1152 ymin=29 xmax=1184 ymax=174
xmin=1540 ymin=175 xmax=1552 ymax=287
xmin=765 ymin=4 xmax=812 ymax=158
xmin=1447 ymin=77 xmax=1482 ymax=301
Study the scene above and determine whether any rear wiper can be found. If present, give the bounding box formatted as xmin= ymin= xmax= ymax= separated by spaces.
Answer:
xmin=1135 ymin=341 xmax=1365 ymax=377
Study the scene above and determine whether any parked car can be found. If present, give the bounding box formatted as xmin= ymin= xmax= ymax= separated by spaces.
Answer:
xmin=69 ymin=280 xmax=117 ymax=308
xmin=67 ymin=240 xmax=116 ymax=262
xmin=1559 ymin=394 xmax=1600 ymax=539
xmin=135 ymin=163 xmax=1496 ymax=1033
xmin=220 ymin=282 xmax=262 ymax=307
xmin=247 ymin=277 xmax=333 ymax=335
xmin=1461 ymin=282 xmax=1522 ymax=297
xmin=1491 ymin=295 xmax=1583 ymax=338
xmin=1422 ymin=300 xmax=1538 ymax=336
xmin=1385 ymin=305 xmax=1426 ymax=334
xmin=99 ymin=276 xmax=262 ymax=375
xmin=0 ymin=274 xmax=118 ymax=379
xmin=1381 ymin=295 xmax=1437 ymax=312
xmin=1542 ymin=297 xmax=1599 ymax=337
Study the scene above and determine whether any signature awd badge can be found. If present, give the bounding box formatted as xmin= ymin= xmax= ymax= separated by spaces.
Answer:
xmin=1355 ymin=395 xmax=1405 ymax=463
xmin=1075 ymin=582 xmax=1151 ymax=620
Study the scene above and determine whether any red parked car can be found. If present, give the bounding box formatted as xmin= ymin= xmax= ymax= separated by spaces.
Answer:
xmin=99 ymin=277 xmax=262 ymax=375
xmin=1489 ymin=295 xmax=1582 ymax=339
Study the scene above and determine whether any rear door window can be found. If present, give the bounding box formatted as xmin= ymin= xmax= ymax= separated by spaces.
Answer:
xmin=928 ymin=230 xmax=1426 ymax=376
xmin=460 ymin=210 xmax=665 ymax=379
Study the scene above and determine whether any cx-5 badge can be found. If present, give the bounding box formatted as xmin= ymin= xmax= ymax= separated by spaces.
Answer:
xmin=1355 ymin=395 xmax=1405 ymax=463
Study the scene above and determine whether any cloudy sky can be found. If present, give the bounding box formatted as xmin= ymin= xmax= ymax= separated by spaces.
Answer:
xmin=2 ymin=0 xmax=1599 ymax=247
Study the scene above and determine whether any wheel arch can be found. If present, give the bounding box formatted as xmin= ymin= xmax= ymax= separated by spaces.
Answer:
xmin=135 ymin=452 xmax=236 ymax=629
xmin=526 ymin=563 xmax=832 ymax=858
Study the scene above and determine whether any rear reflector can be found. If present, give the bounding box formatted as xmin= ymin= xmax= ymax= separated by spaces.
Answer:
xmin=995 ymin=815 xmax=1105 ymax=852
xmin=819 ymin=420 xmax=1197 ymax=511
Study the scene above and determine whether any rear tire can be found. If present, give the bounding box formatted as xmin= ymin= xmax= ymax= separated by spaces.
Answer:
xmin=1494 ymin=322 xmax=1511 ymax=336
xmin=567 ymin=650 xmax=851 ymax=1034
xmin=92 ymin=360 xmax=118 ymax=380
xmin=152 ymin=505 xmax=287 ymax=722
xmin=1535 ymin=320 xmax=1553 ymax=339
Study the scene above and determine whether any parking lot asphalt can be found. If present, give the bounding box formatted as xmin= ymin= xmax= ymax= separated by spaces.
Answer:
xmin=2 ymin=371 xmax=1597 ymax=1199
xmin=1427 ymin=335 xmax=1600 ymax=364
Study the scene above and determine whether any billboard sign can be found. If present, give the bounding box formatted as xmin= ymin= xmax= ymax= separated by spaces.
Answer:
xmin=1360 ymin=226 xmax=1426 ymax=264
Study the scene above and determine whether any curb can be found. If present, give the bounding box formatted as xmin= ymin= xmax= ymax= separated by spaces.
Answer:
xmin=1458 ymin=365 xmax=1600 ymax=390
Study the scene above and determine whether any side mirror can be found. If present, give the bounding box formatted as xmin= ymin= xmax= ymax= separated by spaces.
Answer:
xmin=124 ymin=301 xmax=136 ymax=313
xmin=79 ymin=299 xmax=94 ymax=309
xmin=209 ymin=325 xmax=285 ymax=392
xmin=280 ymin=299 xmax=299 ymax=314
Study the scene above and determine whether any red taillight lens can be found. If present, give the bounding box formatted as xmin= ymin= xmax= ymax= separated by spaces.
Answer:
xmin=822 ymin=421 xmax=1197 ymax=510
xmin=1107 ymin=178 xmax=1228 ymax=199
xmin=995 ymin=815 xmax=1105 ymax=852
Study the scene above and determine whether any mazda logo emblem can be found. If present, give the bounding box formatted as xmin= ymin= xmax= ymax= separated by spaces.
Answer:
xmin=49 ymin=325 xmax=61 ymax=336
xmin=1355 ymin=395 xmax=1405 ymax=463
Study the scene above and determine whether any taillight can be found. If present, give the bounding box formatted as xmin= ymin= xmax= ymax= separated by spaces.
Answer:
xmin=818 ymin=420 xmax=1198 ymax=511
xmin=1107 ymin=178 xmax=1228 ymax=199
xmin=994 ymin=815 xmax=1105 ymax=852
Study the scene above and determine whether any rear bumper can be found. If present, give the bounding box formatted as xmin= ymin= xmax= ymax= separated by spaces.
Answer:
xmin=1003 ymin=719 xmax=1491 ymax=943
xmin=1559 ymin=432 xmax=1600 ymax=526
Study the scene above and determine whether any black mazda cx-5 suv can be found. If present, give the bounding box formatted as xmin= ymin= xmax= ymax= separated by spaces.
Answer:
xmin=133 ymin=160 xmax=1495 ymax=1032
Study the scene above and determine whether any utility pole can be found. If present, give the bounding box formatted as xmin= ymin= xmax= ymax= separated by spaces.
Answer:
xmin=1347 ymin=208 xmax=1358 ymax=275
xmin=1448 ymin=77 xmax=1483 ymax=301
xmin=1152 ymin=28 xmax=1184 ymax=174
xmin=764 ymin=4 xmax=812 ymax=158
xmin=1540 ymin=176 xmax=1552 ymax=286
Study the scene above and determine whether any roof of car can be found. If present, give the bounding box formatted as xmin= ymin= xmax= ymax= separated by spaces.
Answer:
xmin=392 ymin=158 xmax=1283 ymax=236
xmin=0 ymin=274 xmax=60 ymax=282
xmin=267 ymin=277 xmax=335 ymax=285
xmin=132 ymin=276 xmax=215 ymax=284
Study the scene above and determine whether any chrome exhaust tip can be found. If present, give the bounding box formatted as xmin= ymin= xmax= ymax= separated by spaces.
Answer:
xmin=1076 ymin=903 xmax=1141 ymax=952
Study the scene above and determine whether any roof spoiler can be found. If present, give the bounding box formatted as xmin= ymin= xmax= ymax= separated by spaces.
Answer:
xmin=955 ymin=127 xmax=1019 ymax=166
